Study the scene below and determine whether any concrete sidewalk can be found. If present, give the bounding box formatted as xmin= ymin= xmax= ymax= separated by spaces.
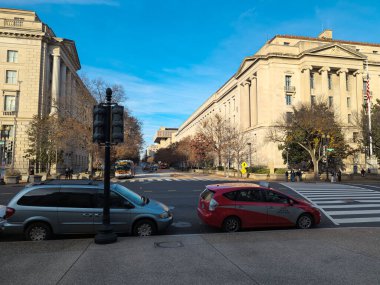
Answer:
xmin=1 ymin=228 xmax=380 ymax=285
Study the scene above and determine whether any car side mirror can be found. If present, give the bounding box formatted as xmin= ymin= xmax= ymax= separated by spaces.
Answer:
xmin=288 ymin=199 xmax=294 ymax=206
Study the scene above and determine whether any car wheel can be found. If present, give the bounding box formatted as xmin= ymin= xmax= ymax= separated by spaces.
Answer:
xmin=133 ymin=220 xmax=156 ymax=237
xmin=222 ymin=216 xmax=240 ymax=232
xmin=25 ymin=222 xmax=52 ymax=241
xmin=297 ymin=214 xmax=313 ymax=229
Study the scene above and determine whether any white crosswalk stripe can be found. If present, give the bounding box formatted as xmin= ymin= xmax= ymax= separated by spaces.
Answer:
xmin=281 ymin=182 xmax=380 ymax=226
xmin=111 ymin=177 xmax=229 ymax=183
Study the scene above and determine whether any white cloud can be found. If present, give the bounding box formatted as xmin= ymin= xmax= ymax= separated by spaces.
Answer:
xmin=0 ymin=0 xmax=119 ymax=6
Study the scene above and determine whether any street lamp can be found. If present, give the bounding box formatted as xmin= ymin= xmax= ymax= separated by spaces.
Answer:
xmin=0 ymin=126 xmax=10 ymax=183
xmin=322 ymin=134 xmax=330 ymax=181
xmin=247 ymin=143 xmax=252 ymax=167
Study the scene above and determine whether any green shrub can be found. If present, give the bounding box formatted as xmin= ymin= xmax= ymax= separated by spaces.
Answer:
xmin=274 ymin=168 xmax=287 ymax=174
xmin=247 ymin=166 xmax=270 ymax=174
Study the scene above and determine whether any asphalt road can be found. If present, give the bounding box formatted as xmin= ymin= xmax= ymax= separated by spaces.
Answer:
xmin=1 ymin=175 xmax=379 ymax=242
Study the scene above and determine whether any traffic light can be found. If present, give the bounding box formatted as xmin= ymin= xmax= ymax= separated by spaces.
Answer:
xmin=111 ymin=105 xmax=124 ymax=144
xmin=93 ymin=105 xmax=106 ymax=143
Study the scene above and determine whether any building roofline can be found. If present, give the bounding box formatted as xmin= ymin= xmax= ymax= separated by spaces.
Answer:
xmin=269 ymin=34 xmax=380 ymax=48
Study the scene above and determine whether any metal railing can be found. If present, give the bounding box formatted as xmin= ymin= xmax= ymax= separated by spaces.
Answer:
xmin=284 ymin=86 xmax=296 ymax=92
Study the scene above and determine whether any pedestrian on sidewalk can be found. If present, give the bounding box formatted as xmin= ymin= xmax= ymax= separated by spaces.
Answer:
xmin=290 ymin=169 xmax=295 ymax=182
xmin=285 ymin=170 xmax=289 ymax=182
xmin=361 ymin=168 xmax=365 ymax=177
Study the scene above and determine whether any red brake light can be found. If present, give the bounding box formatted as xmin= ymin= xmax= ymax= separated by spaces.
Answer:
xmin=5 ymin=207 xmax=15 ymax=219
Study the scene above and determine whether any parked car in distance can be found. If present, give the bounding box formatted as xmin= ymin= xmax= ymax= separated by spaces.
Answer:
xmin=4 ymin=181 xmax=173 ymax=241
xmin=197 ymin=182 xmax=320 ymax=232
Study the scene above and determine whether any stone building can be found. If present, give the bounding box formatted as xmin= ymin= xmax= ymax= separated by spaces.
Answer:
xmin=0 ymin=8 xmax=95 ymax=175
xmin=175 ymin=30 xmax=379 ymax=173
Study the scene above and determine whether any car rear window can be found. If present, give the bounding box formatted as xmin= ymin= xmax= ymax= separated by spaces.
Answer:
xmin=200 ymin=189 xmax=214 ymax=202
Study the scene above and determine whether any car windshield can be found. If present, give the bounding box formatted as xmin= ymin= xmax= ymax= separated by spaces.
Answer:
xmin=113 ymin=184 xmax=144 ymax=206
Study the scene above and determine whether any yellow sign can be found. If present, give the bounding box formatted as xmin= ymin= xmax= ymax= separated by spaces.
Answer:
xmin=241 ymin=161 xmax=248 ymax=174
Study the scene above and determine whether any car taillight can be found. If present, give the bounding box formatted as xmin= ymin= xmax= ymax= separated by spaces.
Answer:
xmin=209 ymin=199 xmax=219 ymax=211
xmin=5 ymin=207 xmax=15 ymax=219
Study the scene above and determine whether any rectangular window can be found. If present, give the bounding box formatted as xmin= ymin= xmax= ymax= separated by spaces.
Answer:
xmin=373 ymin=51 xmax=378 ymax=54
xmin=328 ymin=96 xmax=333 ymax=107
xmin=346 ymin=75 xmax=349 ymax=91
xmin=353 ymin=132 xmax=358 ymax=143
xmin=311 ymin=95 xmax=316 ymax=105
xmin=14 ymin=17 xmax=24 ymax=27
xmin=328 ymin=73 xmax=332 ymax=89
xmin=310 ymin=73 xmax=314 ymax=89
xmin=5 ymin=70 xmax=17 ymax=84
xmin=7 ymin=50 xmax=18 ymax=63
xmin=285 ymin=75 xmax=291 ymax=88
xmin=286 ymin=95 xmax=292 ymax=105
xmin=347 ymin=97 xmax=351 ymax=108
xmin=348 ymin=114 xmax=352 ymax=124
xmin=4 ymin=95 xmax=16 ymax=112
xmin=284 ymin=42 xmax=290 ymax=46
xmin=286 ymin=112 xmax=292 ymax=123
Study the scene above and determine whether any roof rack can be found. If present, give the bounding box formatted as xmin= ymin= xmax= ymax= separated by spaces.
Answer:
xmin=26 ymin=179 xmax=102 ymax=186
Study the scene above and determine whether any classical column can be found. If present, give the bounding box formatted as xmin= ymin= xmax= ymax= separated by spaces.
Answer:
xmin=66 ymin=71 xmax=72 ymax=110
xmin=245 ymin=79 xmax=252 ymax=128
xmin=353 ymin=70 xmax=364 ymax=115
xmin=60 ymin=63 xmax=67 ymax=110
xmin=301 ymin=65 xmax=312 ymax=104
xmin=51 ymin=53 xmax=61 ymax=114
xmin=239 ymin=79 xmax=251 ymax=130
xmin=319 ymin=66 xmax=330 ymax=98
xmin=251 ymin=76 xmax=257 ymax=126
xmin=337 ymin=68 xmax=348 ymax=122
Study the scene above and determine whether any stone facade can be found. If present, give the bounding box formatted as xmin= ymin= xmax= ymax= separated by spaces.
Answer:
xmin=0 ymin=8 xmax=95 ymax=174
xmin=175 ymin=30 xmax=379 ymax=173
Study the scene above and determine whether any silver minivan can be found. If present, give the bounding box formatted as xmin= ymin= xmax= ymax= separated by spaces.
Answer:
xmin=4 ymin=181 xmax=173 ymax=241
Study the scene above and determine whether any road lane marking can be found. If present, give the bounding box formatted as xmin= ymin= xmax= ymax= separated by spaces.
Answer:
xmin=0 ymin=193 xmax=13 ymax=195
xmin=322 ymin=204 xmax=380 ymax=209
xmin=327 ymin=210 xmax=380 ymax=215
xmin=144 ymin=190 xmax=152 ymax=193
xmin=192 ymin=190 xmax=202 ymax=192
xmin=312 ymin=196 xmax=380 ymax=200
xmin=168 ymin=190 xmax=176 ymax=192
xmin=334 ymin=217 xmax=380 ymax=223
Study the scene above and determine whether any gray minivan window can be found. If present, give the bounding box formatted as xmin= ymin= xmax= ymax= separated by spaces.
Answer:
xmin=17 ymin=188 xmax=60 ymax=207
xmin=96 ymin=191 xmax=127 ymax=208
xmin=59 ymin=188 xmax=96 ymax=208
xmin=114 ymin=184 xmax=144 ymax=206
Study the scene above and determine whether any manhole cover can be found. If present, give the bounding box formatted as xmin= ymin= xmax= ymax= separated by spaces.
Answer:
xmin=154 ymin=241 xmax=184 ymax=248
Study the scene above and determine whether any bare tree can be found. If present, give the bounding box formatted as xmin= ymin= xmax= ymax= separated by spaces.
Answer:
xmin=81 ymin=75 xmax=127 ymax=103
xmin=200 ymin=114 xmax=229 ymax=166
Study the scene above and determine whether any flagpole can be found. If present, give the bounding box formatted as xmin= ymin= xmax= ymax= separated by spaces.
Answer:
xmin=366 ymin=59 xmax=373 ymax=157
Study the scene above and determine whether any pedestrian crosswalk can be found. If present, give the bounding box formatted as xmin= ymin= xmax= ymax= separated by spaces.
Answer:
xmin=282 ymin=183 xmax=380 ymax=226
xmin=112 ymin=177 xmax=232 ymax=183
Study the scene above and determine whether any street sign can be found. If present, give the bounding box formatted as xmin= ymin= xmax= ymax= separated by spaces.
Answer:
xmin=0 ymin=141 xmax=4 ymax=145
xmin=327 ymin=148 xmax=334 ymax=151
xmin=240 ymin=161 xmax=248 ymax=174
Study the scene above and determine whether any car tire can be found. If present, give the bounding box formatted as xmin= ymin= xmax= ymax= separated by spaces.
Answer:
xmin=133 ymin=220 xmax=156 ymax=237
xmin=296 ymin=214 xmax=313 ymax=229
xmin=222 ymin=216 xmax=240 ymax=233
xmin=25 ymin=222 xmax=52 ymax=241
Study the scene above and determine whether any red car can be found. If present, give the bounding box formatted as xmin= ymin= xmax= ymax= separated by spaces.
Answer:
xmin=197 ymin=182 xmax=320 ymax=232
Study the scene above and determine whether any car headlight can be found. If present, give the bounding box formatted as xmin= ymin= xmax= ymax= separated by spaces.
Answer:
xmin=159 ymin=212 xmax=169 ymax=219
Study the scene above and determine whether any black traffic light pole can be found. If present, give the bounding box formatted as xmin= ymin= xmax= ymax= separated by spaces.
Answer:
xmin=95 ymin=88 xmax=118 ymax=244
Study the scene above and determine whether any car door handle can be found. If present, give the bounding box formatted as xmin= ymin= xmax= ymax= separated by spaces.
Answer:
xmin=82 ymin=213 xmax=93 ymax=217
xmin=93 ymin=213 xmax=102 ymax=217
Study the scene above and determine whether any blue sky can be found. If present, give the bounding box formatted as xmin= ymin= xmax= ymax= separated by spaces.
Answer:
xmin=2 ymin=0 xmax=380 ymax=148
